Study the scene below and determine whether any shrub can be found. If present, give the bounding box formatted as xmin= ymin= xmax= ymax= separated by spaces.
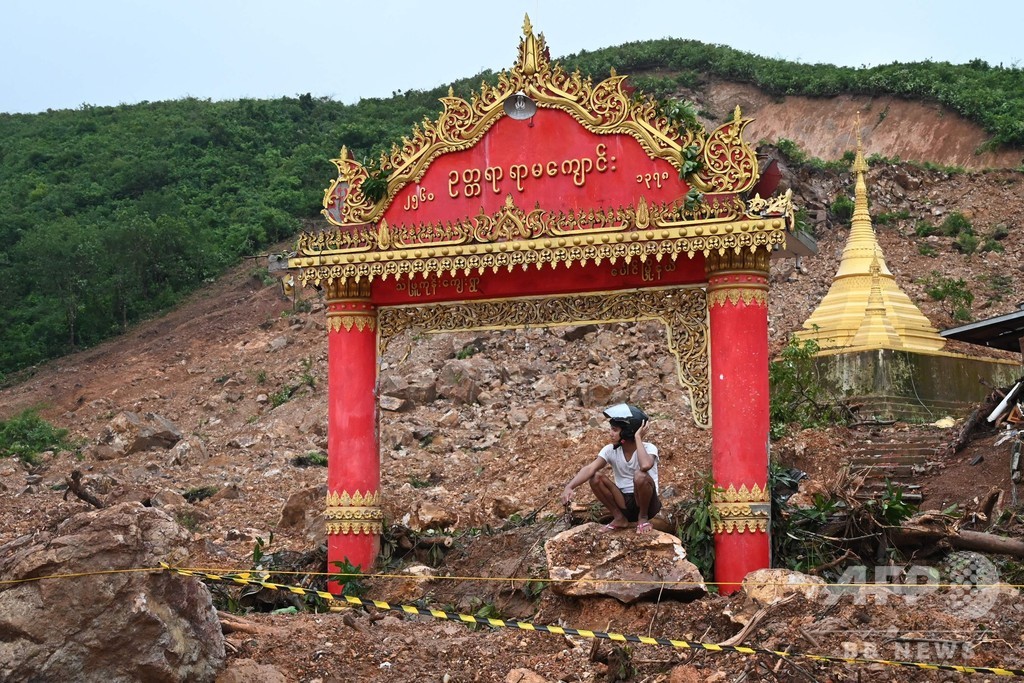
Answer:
xmin=874 ymin=210 xmax=911 ymax=226
xmin=830 ymin=195 xmax=854 ymax=221
xmin=938 ymin=211 xmax=973 ymax=237
xmin=769 ymin=336 xmax=849 ymax=440
xmin=980 ymin=237 xmax=1003 ymax=253
xmin=920 ymin=272 xmax=973 ymax=321
xmin=914 ymin=220 xmax=937 ymax=237
xmin=0 ymin=410 xmax=71 ymax=465
xmin=954 ymin=231 xmax=979 ymax=254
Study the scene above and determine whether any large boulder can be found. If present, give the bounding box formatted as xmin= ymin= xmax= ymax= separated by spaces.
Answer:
xmin=545 ymin=523 xmax=706 ymax=604
xmin=276 ymin=483 xmax=327 ymax=545
xmin=93 ymin=411 xmax=183 ymax=458
xmin=0 ymin=502 xmax=225 ymax=682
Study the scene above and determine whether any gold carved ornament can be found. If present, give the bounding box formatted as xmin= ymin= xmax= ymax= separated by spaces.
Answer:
xmin=378 ymin=286 xmax=711 ymax=427
xmin=691 ymin=106 xmax=759 ymax=195
xmin=326 ymin=304 xmax=377 ymax=334
xmin=706 ymin=273 xmax=769 ymax=309
xmin=325 ymin=490 xmax=383 ymax=536
xmin=294 ymin=196 xmax=788 ymax=289
xmin=318 ymin=17 xmax=758 ymax=228
xmin=710 ymin=483 xmax=770 ymax=534
xmin=704 ymin=248 xmax=771 ymax=308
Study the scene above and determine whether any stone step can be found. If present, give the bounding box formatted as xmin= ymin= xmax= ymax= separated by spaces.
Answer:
xmin=849 ymin=448 xmax=938 ymax=458
xmin=850 ymin=456 xmax=931 ymax=465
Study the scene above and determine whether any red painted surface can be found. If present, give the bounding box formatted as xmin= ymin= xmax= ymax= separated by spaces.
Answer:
xmin=384 ymin=109 xmax=689 ymax=229
xmin=370 ymin=255 xmax=706 ymax=306
xmin=326 ymin=300 xmax=380 ymax=584
xmin=707 ymin=271 xmax=771 ymax=593
xmin=320 ymin=101 xmax=774 ymax=590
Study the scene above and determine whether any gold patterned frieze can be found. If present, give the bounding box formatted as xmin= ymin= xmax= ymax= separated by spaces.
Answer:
xmin=707 ymin=271 xmax=769 ymax=309
xmin=378 ymin=287 xmax=711 ymax=428
xmin=325 ymin=490 xmax=383 ymax=536
xmin=318 ymin=17 xmax=760 ymax=227
xmin=294 ymin=197 xmax=788 ymax=289
xmin=326 ymin=300 xmax=377 ymax=334
xmin=303 ymin=195 xmax=749 ymax=256
xmin=704 ymin=247 xmax=772 ymax=275
xmin=324 ymin=279 xmax=372 ymax=300
xmin=327 ymin=312 xmax=376 ymax=334
xmin=710 ymin=483 xmax=770 ymax=534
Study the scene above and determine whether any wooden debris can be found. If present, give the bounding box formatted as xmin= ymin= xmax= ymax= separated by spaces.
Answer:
xmin=63 ymin=470 xmax=104 ymax=509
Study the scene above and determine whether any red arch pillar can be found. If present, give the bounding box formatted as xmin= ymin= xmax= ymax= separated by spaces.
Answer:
xmin=706 ymin=249 xmax=772 ymax=594
xmin=324 ymin=280 xmax=381 ymax=589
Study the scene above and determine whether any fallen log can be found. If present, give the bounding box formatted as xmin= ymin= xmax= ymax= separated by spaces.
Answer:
xmin=889 ymin=523 xmax=1024 ymax=559
xmin=217 ymin=611 xmax=260 ymax=635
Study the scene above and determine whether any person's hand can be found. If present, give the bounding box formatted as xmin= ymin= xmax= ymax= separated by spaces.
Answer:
xmin=635 ymin=419 xmax=650 ymax=441
xmin=560 ymin=486 xmax=574 ymax=506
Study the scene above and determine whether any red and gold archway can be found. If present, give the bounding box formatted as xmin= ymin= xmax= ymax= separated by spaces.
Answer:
xmin=289 ymin=17 xmax=796 ymax=593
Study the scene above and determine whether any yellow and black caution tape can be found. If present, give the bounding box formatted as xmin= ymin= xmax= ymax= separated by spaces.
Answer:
xmin=162 ymin=563 xmax=1024 ymax=677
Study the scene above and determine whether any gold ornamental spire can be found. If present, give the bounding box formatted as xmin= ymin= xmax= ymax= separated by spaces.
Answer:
xmin=796 ymin=115 xmax=945 ymax=353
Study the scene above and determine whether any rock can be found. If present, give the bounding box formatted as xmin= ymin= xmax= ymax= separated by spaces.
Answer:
xmin=579 ymin=381 xmax=615 ymax=408
xmin=506 ymin=407 xmax=529 ymax=428
xmin=545 ymin=523 xmax=706 ymax=603
xmin=410 ymin=501 xmax=456 ymax=532
xmin=0 ymin=502 xmax=224 ymax=682
xmin=276 ymin=484 xmax=327 ymax=544
xmin=505 ymin=669 xmax=549 ymax=683
xmin=209 ymin=484 xmax=242 ymax=502
xmin=216 ymin=659 xmax=288 ymax=683
xmin=379 ymin=395 xmax=410 ymax=412
xmin=387 ymin=564 xmax=436 ymax=604
xmin=151 ymin=488 xmax=189 ymax=508
xmin=742 ymin=568 xmax=826 ymax=605
xmin=667 ymin=665 xmax=706 ymax=683
xmin=166 ymin=436 xmax=209 ymax=466
xmin=99 ymin=411 xmax=183 ymax=455
xmin=227 ymin=433 xmax=261 ymax=449
xmin=560 ymin=324 xmax=599 ymax=342
xmin=490 ymin=495 xmax=520 ymax=519
xmin=437 ymin=358 xmax=493 ymax=405
xmin=379 ymin=366 xmax=437 ymax=405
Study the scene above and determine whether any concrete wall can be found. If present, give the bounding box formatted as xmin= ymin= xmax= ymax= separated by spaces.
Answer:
xmin=815 ymin=349 xmax=1021 ymax=421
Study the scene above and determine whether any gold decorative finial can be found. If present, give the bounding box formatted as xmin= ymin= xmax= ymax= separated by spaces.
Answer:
xmin=733 ymin=105 xmax=742 ymax=122
xmin=339 ymin=146 xmax=350 ymax=161
xmin=519 ymin=13 xmax=540 ymax=75
xmin=852 ymin=111 xmax=868 ymax=174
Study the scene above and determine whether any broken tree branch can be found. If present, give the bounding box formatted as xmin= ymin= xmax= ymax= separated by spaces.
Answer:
xmin=63 ymin=470 xmax=104 ymax=509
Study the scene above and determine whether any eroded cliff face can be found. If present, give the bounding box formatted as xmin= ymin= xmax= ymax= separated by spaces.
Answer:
xmin=696 ymin=79 xmax=1023 ymax=169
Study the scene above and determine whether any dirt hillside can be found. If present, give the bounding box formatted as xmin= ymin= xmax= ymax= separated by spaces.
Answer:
xmin=2 ymin=83 xmax=1023 ymax=682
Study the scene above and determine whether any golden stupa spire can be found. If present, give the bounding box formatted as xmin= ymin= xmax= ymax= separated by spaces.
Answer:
xmin=848 ymin=256 xmax=902 ymax=348
xmin=796 ymin=114 xmax=945 ymax=353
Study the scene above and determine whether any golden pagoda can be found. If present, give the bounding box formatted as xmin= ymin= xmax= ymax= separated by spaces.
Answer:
xmin=796 ymin=121 xmax=945 ymax=353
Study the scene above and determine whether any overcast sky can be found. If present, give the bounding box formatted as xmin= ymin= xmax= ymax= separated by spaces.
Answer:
xmin=2 ymin=0 xmax=1022 ymax=114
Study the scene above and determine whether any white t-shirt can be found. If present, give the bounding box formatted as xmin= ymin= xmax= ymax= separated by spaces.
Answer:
xmin=597 ymin=442 xmax=659 ymax=494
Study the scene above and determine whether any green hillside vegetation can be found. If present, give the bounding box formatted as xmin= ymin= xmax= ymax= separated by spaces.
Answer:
xmin=1 ymin=38 xmax=1022 ymax=380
